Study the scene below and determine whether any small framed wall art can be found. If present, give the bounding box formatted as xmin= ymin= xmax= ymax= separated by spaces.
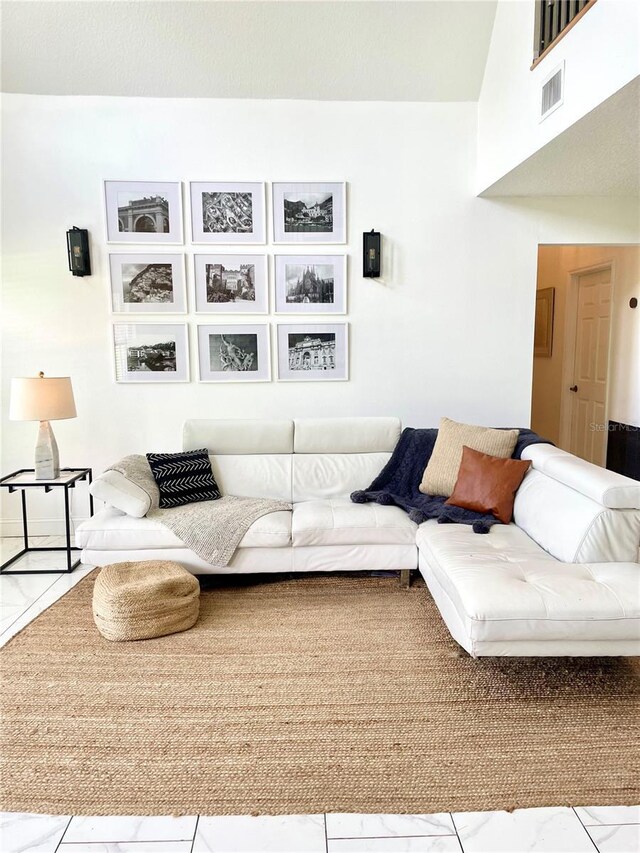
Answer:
xmin=272 ymin=182 xmax=346 ymax=244
xmin=197 ymin=324 xmax=271 ymax=382
xmin=277 ymin=322 xmax=348 ymax=381
xmin=109 ymin=254 xmax=186 ymax=313
xmin=190 ymin=182 xmax=266 ymax=244
xmin=534 ymin=286 xmax=555 ymax=357
xmin=104 ymin=181 xmax=183 ymax=244
xmin=112 ymin=323 xmax=189 ymax=383
xmin=193 ymin=254 xmax=268 ymax=314
xmin=274 ymin=254 xmax=346 ymax=314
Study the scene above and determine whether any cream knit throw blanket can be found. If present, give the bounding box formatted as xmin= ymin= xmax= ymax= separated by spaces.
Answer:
xmin=109 ymin=455 xmax=291 ymax=567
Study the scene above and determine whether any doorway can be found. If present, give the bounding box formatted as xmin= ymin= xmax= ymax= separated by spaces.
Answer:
xmin=530 ymin=245 xmax=640 ymax=474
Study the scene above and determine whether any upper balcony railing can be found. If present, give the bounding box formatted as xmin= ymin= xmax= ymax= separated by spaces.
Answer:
xmin=533 ymin=0 xmax=597 ymax=67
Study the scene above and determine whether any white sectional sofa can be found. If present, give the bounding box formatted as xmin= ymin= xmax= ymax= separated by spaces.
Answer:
xmin=76 ymin=417 xmax=640 ymax=657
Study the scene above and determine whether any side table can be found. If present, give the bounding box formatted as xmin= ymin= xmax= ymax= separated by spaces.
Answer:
xmin=0 ymin=468 xmax=93 ymax=574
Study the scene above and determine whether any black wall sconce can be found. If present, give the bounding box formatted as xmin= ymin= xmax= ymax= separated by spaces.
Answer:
xmin=66 ymin=227 xmax=91 ymax=277
xmin=363 ymin=230 xmax=381 ymax=278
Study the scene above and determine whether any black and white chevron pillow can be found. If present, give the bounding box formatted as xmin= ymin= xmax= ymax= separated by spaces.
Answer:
xmin=146 ymin=449 xmax=221 ymax=508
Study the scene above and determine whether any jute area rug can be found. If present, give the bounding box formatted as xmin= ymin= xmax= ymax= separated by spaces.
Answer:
xmin=1 ymin=572 xmax=638 ymax=816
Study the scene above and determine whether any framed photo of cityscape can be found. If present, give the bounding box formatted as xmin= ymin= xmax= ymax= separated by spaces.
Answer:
xmin=197 ymin=324 xmax=271 ymax=382
xmin=272 ymin=182 xmax=346 ymax=244
xmin=104 ymin=181 xmax=183 ymax=244
xmin=112 ymin=323 xmax=189 ymax=383
xmin=193 ymin=254 xmax=268 ymax=314
xmin=190 ymin=182 xmax=266 ymax=244
xmin=109 ymin=254 xmax=186 ymax=313
xmin=274 ymin=254 xmax=346 ymax=314
xmin=276 ymin=323 xmax=348 ymax=381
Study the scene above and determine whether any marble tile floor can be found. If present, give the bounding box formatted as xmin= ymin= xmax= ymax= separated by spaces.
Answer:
xmin=1 ymin=537 xmax=638 ymax=853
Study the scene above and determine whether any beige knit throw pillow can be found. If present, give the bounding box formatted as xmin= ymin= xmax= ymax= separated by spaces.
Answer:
xmin=419 ymin=417 xmax=519 ymax=498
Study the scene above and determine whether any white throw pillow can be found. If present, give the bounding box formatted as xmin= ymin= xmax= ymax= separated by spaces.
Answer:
xmin=90 ymin=455 xmax=159 ymax=518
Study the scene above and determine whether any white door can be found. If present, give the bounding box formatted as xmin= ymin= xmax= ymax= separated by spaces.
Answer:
xmin=568 ymin=267 xmax=612 ymax=465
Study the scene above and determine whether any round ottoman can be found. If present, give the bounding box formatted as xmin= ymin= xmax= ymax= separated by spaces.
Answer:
xmin=92 ymin=560 xmax=200 ymax=642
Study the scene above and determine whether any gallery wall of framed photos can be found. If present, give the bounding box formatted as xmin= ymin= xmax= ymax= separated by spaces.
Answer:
xmin=104 ymin=180 xmax=349 ymax=384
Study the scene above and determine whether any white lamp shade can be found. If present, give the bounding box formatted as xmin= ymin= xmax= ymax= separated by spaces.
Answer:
xmin=10 ymin=376 xmax=77 ymax=422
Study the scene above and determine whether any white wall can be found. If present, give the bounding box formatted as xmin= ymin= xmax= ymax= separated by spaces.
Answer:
xmin=477 ymin=0 xmax=640 ymax=193
xmin=1 ymin=94 xmax=638 ymax=532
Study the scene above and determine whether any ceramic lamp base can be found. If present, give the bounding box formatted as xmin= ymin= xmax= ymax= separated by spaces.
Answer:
xmin=35 ymin=420 xmax=60 ymax=480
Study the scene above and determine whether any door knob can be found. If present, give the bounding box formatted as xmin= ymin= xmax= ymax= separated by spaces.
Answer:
xmin=569 ymin=385 xmax=578 ymax=392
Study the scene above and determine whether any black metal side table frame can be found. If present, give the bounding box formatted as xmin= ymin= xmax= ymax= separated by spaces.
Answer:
xmin=0 ymin=468 xmax=93 ymax=575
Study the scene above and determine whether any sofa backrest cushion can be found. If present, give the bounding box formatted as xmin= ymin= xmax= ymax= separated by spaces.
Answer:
xmin=293 ymin=417 xmax=401 ymax=453
xmin=293 ymin=452 xmax=391 ymax=502
xmin=521 ymin=443 xmax=640 ymax=509
xmin=209 ymin=454 xmax=292 ymax=502
xmin=181 ymin=417 xmax=401 ymax=502
xmin=513 ymin=469 xmax=640 ymax=563
xmin=183 ymin=419 xmax=294 ymax=455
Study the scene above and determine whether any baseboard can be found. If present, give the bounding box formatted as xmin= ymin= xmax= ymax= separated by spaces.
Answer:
xmin=1 ymin=517 xmax=89 ymax=538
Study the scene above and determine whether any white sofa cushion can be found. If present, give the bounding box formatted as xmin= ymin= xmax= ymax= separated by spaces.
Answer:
xmin=183 ymin=419 xmax=294 ymax=454
xmin=417 ymin=520 xmax=640 ymax=645
xmin=90 ymin=467 xmax=156 ymax=519
xmin=522 ymin=443 xmax=640 ymax=509
xmin=293 ymin=417 xmax=401 ymax=453
xmin=513 ymin=469 xmax=640 ymax=563
xmin=76 ymin=507 xmax=292 ymax=550
xmin=292 ymin=453 xmax=390 ymax=502
xmin=292 ymin=499 xmax=417 ymax=547
xmin=209 ymin=454 xmax=292 ymax=501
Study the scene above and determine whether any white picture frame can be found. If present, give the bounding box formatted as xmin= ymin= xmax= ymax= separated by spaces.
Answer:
xmin=272 ymin=182 xmax=346 ymax=244
xmin=277 ymin=322 xmax=348 ymax=381
xmin=190 ymin=182 xmax=266 ymax=244
xmin=109 ymin=253 xmax=186 ymax=313
xmin=112 ymin=323 xmax=189 ymax=383
xmin=274 ymin=254 xmax=346 ymax=314
xmin=194 ymin=254 xmax=268 ymax=314
xmin=197 ymin=323 xmax=271 ymax=382
xmin=104 ymin=181 xmax=183 ymax=244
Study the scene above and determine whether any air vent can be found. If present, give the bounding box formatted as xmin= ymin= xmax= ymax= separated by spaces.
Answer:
xmin=540 ymin=62 xmax=564 ymax=121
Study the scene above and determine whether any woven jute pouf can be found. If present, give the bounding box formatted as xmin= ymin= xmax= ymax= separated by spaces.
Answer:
xmin=92 ymin=560 xmax=200 ymax=642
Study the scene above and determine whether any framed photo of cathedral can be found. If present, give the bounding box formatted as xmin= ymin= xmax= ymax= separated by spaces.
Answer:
xmin=109 ymin=253 xmax=186 ymax=313
xmin=276 ymin=322 xmax=348 ymax=381
xmin=193 ymin=254 xmax=268 ymax=314
xmin=104 ymin=181 xmax=183 ymax=244
xmin=190 ymin=182 xmax=266 ymax=244
xmin=197 ymin=323 xmax=271 ymax=382
xmin=272 ymin=182 xmax=346 ymax=244
xmin=274 ymin=255 xmax=346 ymax=314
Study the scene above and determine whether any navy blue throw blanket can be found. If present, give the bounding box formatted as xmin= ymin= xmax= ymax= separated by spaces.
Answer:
xmin=351 ymin=428 xmax=551 ymax=534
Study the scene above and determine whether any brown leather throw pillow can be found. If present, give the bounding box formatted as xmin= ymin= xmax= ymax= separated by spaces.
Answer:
xmin=445 ymin=446 xmax=532 ymax=524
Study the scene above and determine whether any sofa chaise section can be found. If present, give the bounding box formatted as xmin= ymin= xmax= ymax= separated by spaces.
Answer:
xmin=418 ymin=444 xmax=640 ymax=657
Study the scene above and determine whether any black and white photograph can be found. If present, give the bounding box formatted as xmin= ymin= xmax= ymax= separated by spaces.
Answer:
xmin=113 ymin=323 xmax=189 ymax=383
xmin=272 ymin=182 xmax=346 ymax=244
xmin=190 ymin=182 xmax=265 ymax=244
xmin=194 ymin=254 xmax=268 ymax=314
xmin=109 ymin=254 xmax=186 ymax=313
xmin=104 ymin=181 xmax=183 ymax=244
xmin=197 ymin=324 xmax=270 ymax=382
xmin=277 ymin=323 xmax=348 ymax=381
xmin=275 ymin=254 xmax=346 ymax=314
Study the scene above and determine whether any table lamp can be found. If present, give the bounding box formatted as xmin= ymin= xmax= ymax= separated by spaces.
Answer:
xmin=9 ymin=372 xmax=77 ymax=479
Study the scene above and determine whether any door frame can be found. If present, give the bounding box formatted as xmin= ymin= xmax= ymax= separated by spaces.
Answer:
xmin=558 ymin=260 xmax=615 ymax=456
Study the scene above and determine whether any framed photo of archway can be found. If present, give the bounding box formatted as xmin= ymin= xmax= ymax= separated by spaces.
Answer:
xmin=104 ymin=181 xmax=183 ymax=244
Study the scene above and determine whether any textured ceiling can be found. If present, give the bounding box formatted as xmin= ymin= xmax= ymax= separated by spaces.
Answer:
xmin=0 ymin=0 xmax=497 ymax=101
xmin=481 ymin=78 xmax=640 ymax=197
